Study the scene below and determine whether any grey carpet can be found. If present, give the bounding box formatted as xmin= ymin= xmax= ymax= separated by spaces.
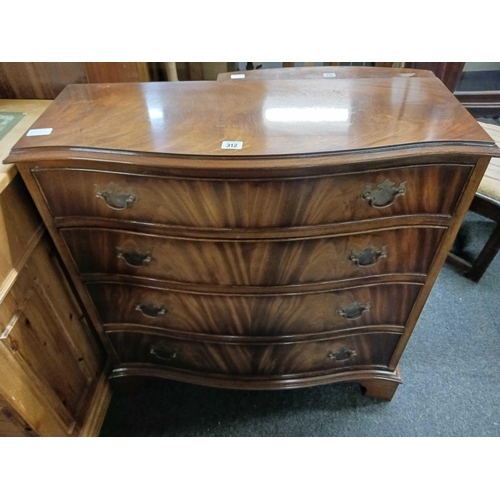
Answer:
xmin=99 ymin=212 xmax=500 ymax=436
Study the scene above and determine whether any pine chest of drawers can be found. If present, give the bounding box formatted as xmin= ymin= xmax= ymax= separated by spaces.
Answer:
xmin=6 ymin=74 xmax=499 ymax=401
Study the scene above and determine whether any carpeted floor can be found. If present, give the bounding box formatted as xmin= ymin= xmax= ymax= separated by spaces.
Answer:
xmin=100 ymin=212 xmax=500 ymax=437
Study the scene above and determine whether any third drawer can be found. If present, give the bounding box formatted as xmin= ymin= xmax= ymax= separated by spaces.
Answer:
xmin=87 ymin=281 xmax=422 ymax=336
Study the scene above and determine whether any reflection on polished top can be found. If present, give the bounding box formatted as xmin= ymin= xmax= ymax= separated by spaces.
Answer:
xmin=5 ymin=78 xmax=496 ymax=161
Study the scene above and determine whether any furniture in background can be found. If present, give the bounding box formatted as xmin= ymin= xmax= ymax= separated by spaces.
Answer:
xmin=0 ymin=63 xmax=238 ymax=99
xmin=161 ymin=63 xmax=232 ymax=81
xmin=404 ymin=62 xmax=466 ymax=91
xmin=0 ymin=63 xmax=150 ymax=99
xmin=165 ymin=63 xmax=179 ymax=82
xmin=282 ymin=62 xmax=399 ymax=68
xmin=6 ymin=72 xmax=498 ymax=402
xmin=455 ymin=92 xmax=500 ymax=118
xmin=5 ymin=62 xmax=497 ymax=101
xmin=283 ymin=62 xmax=339 ymax=67
xmin=0 ymin=100 xmax=109 ymax=436
xmin=161 ymin=63 xmax=236 ymax=81
xmin=447 ymin=121 xmax=500 ymax=282
xmin=217 ymin=65 xmax=432 ymax=81
xmin=403 ymin=62 xmax=500 ymax=119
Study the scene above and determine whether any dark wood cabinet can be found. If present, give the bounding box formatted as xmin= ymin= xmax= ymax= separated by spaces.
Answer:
xmin=0 ymin=63 xmax=150 ymax=99
xmin=401 ymin=62 xmax=500 ymax=118
xmin=6 ymin=71 xmax=499 ymax=401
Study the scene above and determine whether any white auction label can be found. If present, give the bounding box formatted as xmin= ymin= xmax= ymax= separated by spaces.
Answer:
xmin=230 ymin=74 xmax=246 ymax=79
xmin=27 ymin=128 xmax=53 ymax=136
xmin=323 ymin=73 xmax=336 ymax=78
xmin=221 ymin=141 xmax=243 ymax=149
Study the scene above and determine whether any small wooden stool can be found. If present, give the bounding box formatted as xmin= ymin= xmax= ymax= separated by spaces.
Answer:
xmin=447 ymin=121 xmax=500 ymax=282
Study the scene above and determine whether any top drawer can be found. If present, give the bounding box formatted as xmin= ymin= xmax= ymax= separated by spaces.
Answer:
xmin=33 ymin=164 xmax=471 ymax=230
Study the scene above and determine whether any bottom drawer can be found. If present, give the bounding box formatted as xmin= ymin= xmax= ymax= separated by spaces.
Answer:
xmin=108 ymin=331 xmax=401 ymax=377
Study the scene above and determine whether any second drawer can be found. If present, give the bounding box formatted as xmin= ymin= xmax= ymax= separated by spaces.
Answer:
xmin=63 ymin=226 xmax=445 ymax=286
xmin=86 ymin=281 xmax=422 ymax=337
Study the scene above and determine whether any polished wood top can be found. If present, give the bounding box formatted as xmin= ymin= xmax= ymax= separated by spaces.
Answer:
xmin=217 ymin=66 xmax=436 ymax=81
xmin=0 ymin=99 xmax=52 ymax=192
xmin=5 ymin=78 xmax=497 ymax=164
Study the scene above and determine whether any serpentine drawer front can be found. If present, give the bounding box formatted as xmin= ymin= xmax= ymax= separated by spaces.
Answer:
xmin=86 ymin=281 xmax=422 ymax=336
xmin=61 ymin=226 xmax=445 ymax=286
xmin=6 ymin=74 xmax=499 ymax=401
xmin=107 ymin=330 xmax=402 ymax=377
xmin=33 ymin=164 xmax=471 ymax=229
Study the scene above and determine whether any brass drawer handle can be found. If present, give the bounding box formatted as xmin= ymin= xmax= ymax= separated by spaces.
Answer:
xmin=349 ymin=245 xmax=387 ymax=267
xmin=135 ymin=303 xmax=166 ymax=318
xmin=336 ymin=301 xmax=370 ymax=320
xmin=150 ymin=344 xmax=177 ymax=361
xmin=95 ymin=182 xmax=136 ymax=210
xmin=363 ymin=179 xmax=407 ymax=208
xmin=117 ymin=248 xmax=152 ymax=267
xmin=328 ymin=347 xmax=357 ymax=361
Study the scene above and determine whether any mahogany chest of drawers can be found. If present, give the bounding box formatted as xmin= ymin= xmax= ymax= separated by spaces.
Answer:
xmin=6 ymin=72 xmax=499 ymax=401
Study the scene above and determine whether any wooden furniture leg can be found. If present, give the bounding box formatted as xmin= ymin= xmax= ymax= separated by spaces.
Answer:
xmin=447 ymin=193 xmax=500 ymax=282
xmin=465 ymin=221 xmax=500 ymax=282
xmin=359 ymin=368 xmax=402 ymax=401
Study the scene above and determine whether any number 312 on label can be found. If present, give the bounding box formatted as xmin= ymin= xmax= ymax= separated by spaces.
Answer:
xmin=221 ymin=141 xmax=243 ymax=149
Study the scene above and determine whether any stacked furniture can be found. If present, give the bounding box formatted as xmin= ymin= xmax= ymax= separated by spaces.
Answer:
xmin=216 ymin=65 xmax=431 ymax=81
xmin=5 ymin=69 xmax=498 ymax=402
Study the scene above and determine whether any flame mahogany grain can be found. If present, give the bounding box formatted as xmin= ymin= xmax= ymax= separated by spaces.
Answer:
xmin=86 ymin=281 xmax=422 ymax=337
xmin=6 ymin=76 xmax=500 ymax=401
xmin=33 ymin=164 xmax=471 ymax=229
xmin=62 ymin=226 xmax=444 ymax=287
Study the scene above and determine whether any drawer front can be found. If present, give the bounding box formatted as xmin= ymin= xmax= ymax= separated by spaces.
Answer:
xmin=108 ymin=330 xmax=401 ymax=376
xmin=34 ymin=164 xmax=470 ymax=229
xmin=87 ymin=282 xmax=421 ymax=336
xmin=64 ymin=226 xmax=444 ymax=286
